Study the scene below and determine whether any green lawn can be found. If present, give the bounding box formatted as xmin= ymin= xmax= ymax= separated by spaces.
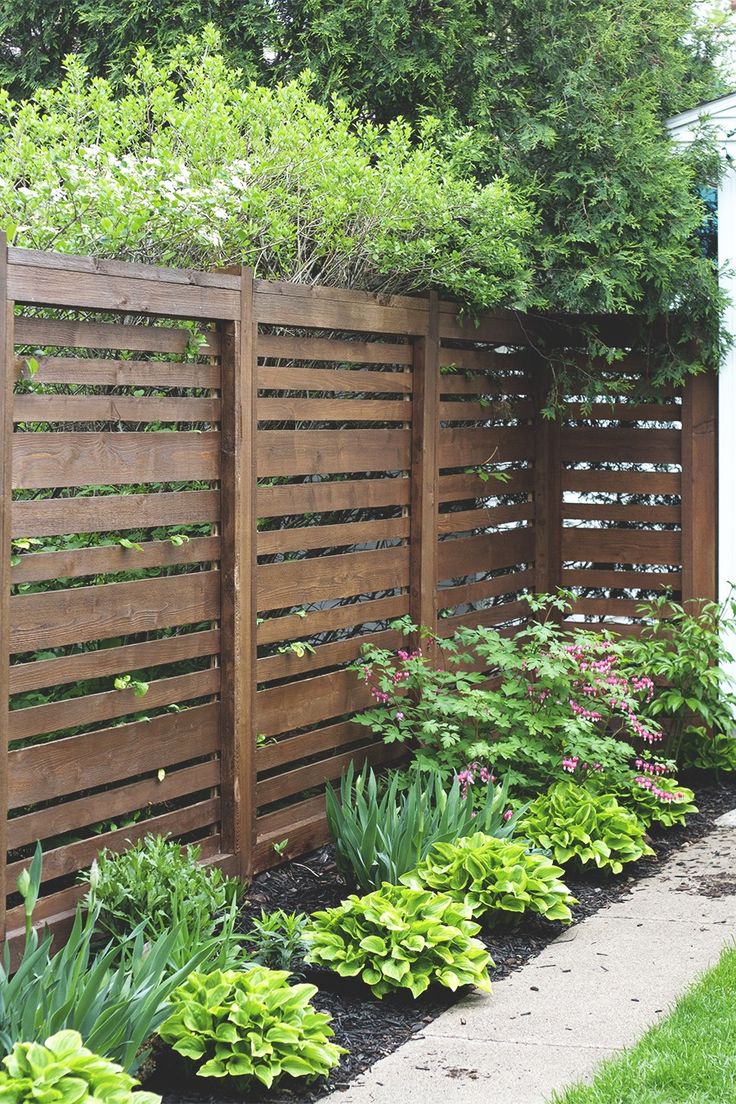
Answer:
xmin=550 ymin=944 xmax=736 ymax=1104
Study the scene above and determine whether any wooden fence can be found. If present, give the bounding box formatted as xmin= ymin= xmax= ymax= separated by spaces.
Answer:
xmin=0 ymin=240 xmax=717 ymax=949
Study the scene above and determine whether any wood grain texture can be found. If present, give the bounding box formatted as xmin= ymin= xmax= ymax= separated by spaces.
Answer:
xmin=14 ymin=316 xmax=220 ymax=356
xmin=681 ymin=372 xmax=717 ymax=603
xmin=258 ymin=546 xmax=410 ymax=610
xmin=14 ymin=357 xmax=220 ymax=388
xmin=0 ymin=237 xmax=11 ymax=937
xmin=10 ymin=535 xmax=220 ymax=585
xmin=257 ymin=429 xmax=411 ymax=477
xmin=12 ymin=431 xmax=219 ymax=489
xmin=12 ymin=489 xmax=219 ymax=539
xmin=410 ymin=293 xmax=439 ymax=635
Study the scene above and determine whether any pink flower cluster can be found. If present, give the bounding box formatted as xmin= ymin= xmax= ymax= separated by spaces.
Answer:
xmin=457 ymin=761 xmax=494 ymax=799
xmin=562 ymin=756 xmax=603 ymax=774
xmin=635 ymin=758 xmax=667 ymax=776
xmin=563 ymin=641 xmax=661 ymax=744
xmin=634 ymin=776 xmax=683 ymax=803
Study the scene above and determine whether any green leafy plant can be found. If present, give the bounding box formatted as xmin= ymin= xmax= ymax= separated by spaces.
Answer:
xmin=304 ymin=884 xmax=493 ymax=999
xmin=0 ymin=1030 xmax=160 ymax=1104
xmin=520 ymin=782 xmax=655 ymax=875
xmin=157 ymin=967 xmax=344 ymax=1089
xmin=355 ymin=607 xmax=662 ymax=796
xmin=326 ymin=760 xmax=523 ymax=893
xmin=86 ymin=835 xmax=244 ymax=968
xmin=622 ymin=597 xmax=736 ymax=767
xmin=621 ymin=777 xmax=698 ymax=830
xmin=245 ymin=910 xmax=309 ymax=974
xmin=1 ymin=845 xmax=211 ymax=1072
xmin=401 ymin=832 xmax=575 ymax=923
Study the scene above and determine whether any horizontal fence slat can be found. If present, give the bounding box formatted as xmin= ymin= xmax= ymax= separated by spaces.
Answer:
xmin=257 ymin=628 xmax=402 ymax=684
xmin=9 ymin=629 xmax=221 ymax=694
xmin=9 ymin=262 xmax=239 ymax=320
xmin=560 ymin=568 xmax=681 ymax=590
xmin=8 ymin=702 xmax=220 ymax=806
xmin=258 ymin=366 xmax=412 ymax=395
xmin=438 ymin=528 xmax=534 ymax=579
xmin=439 ymin=468 xmax=533 ymax=502
xmin=9 ymin=668 xmax=220 ymax=742
xmin=14 ymin=395 xmax=220 ymax=423
xmin=438 ymin=568 xmax=535 ymax=609
xmin=14 ymin=358 xmax=220 ymax=389
xmin=561 ymin=469 xmax=682 ymax=494
xmin=259 ymin=398 xmax=411 ymax=422
xmin=14 ymin=317 xmax=220 ymax=357
xmin=256 ymin=595 xmax=409 ymax=646
xmin=10 ymin=571 xmax=219 ymax=652
xmin=12 ymin=431 xmax=219 ymax=489
xmin=257 ymin=477 xmax=409 ymax=518
xmin=11 ymin=535 xmax=220 ymax=584
xmin=438 ymin=503 xmax=534 ymax=533
xmin=258 ymin=669 xmax=373 ymax=738
xmin=562 ymin=504 xmax=680 ymax=523
xmin=6 ymin=798 xmax=221 ymax=886
xmin=258 ymin=517 xmax=409 ymax=555
xmin=257 ymin=430 xmax=411 ymax=477
xmin=258 ymin=546 xmax=410 ymax=610
xmin=7 ymin=759 xmax=221 ymax=850
xmin=565 ymin=402 xmax=681 ymax=422
xmin=257 ymin=740 xmax=399 ymax=807
xmin=440 ymin=427 xmax=534 ymax=467
xmin=258 ymin=334 xmax=412 ymax=365
xmin=253 ymin=282 xmax=428 ymax=335
xmin=561 ymin=427 xmax=680 ymax=464
xmin=12 ymin=489 xmax=219 ymax=539
xmin=256 ymin=720 xmax=366 ymax=772
xmin=561 ymin=528 xmax=682 ymax=563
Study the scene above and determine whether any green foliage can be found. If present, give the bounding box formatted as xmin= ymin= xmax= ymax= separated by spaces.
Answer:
xmin=621 ymin=778 xmax=698 ymax=830
xmin=325 ymin=761 xmax=523 ymax=892
xmin=272 ymin=1 xmax=733 ymax=389
xmin=0 ymin=33 xmax=533 ymax=313
xmin=87 ymin=835 xmax=244 ymax=969
xmin=2 ymin=846 xmax=211 ymax=1072
xmin=356 ymin=607 xmax=661 ymax=797
xmin=680 ymin=730 xmax=736 ymax=772
xmin=620 ymin=597 xmax=736 ymax=766
xmin=0 ymin=1 xmax=275 ymax=99
xmin=0 ymin=1030 xmax=160 ymax=1104
xmin=304 ymin=884 xmax=493 ymax=999
xmin=521 ymin=783 xmax=655 ymax=875
xmin=401 ymin=832 xmax=575 ymax=924
xmin=157 ymin=967 xmax=344 ymax=1089
xmin=245 ymin=910 xmax=309 ymax=974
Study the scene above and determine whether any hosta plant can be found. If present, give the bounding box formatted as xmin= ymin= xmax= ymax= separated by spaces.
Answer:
xmin=304 ymin=884 xmax=493 ymax=999
xmin=0 ymin=1031 xmax=160 ymax=1104
xmin=520 ymin=782 xmax=654 ymax=875
xmin=623 ymin=777 xmax=698 ymax=829
xmin=157 ymin=967 xmax=344 ymax=1090
xmin=401 ymin=833 xmax=575 ymax=923
xmin=326 ymin=761 xmax=523 ymax=893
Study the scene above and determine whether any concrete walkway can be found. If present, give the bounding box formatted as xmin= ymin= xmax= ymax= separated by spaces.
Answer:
xmin=326 ymin=815 xmax=736 ymax=1104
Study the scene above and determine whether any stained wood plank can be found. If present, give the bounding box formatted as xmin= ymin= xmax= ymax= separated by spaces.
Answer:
xmin=256 ymin=720 xmax=367 ymax=772
xmin=439 ymin=468 xmax=533 ymax=502
xmin=561 ymin=469 xmax=681 ymax=494
xmin=9 ymin=668 xmax=220 ymax=742
xmin=560 ymin=528 xmax=681 ymax=564
xmin=12 ymin=489 xmax=219 ymax=539
xmin=439 ymin=427 xmax=534 ymax=468
xmin=258 ymin=517 xmax=409 ymax=555
xmin=561 ymin=427 xmax=680 ymax=464
xmin=258 ymin=366 xmax=412 ymax=395
xmin=9 ymin=246 xmax=240 ymax=290
xmin=410 ymin=293 xmax=440 ymax=635
xmin=258 ymin=546 xmax=410 ymax=610
xmin=258 ymin=334 xmax=412 ymax=365
xmin=437 ymin=568 xmax=535 ymax=610
xmin=14 ymin=316 xmax=220 ymax=356
xmin=257 ymin=628 xmax=402 ymax=683
xmin=257 ymin=477 xmax=409 ymax=518
xmin=9 ymin=571 xmax=219 ymax=652
xmin=9 ymin=628 xmax=220 ymax=694
xmin=560 ymin=568 xmax=681 ymax=591
xmin=258 ymin=669 xmax=374 ymax=738
xmin=259 ymin=398 xmax=410 ymax=422
xmin=8 ymin=262 xmax=239 ymax=320
xmin=256 ymin=740 xmax=399 ymax=806
xmin=256 ymin=595 xmax=409 ymax=645
xmin=14 ymin=357 xmax=220 ymax=388
xmin=6 ymin=798 xmax=221 ymax=885
xmin=681 ymin=372 xmax=717 ymax=603
xmin=8 ymin=702 xmax=220 ymax=806
xmin=7 ymin=759 xmax=221 ymax=850
xmin=12 ymin=431 xmax=219 ymax=489
xmin=0 ymin=239 xmax=11 ymax=937
xmin=561 ymin=503 xmax=680 ymax=524
xmin=11 ymin=535 xmax=220 ymax=585
xmin=438 ymin=502 xmax=533 ymax=534
xmin=257 ymin=429 xmax=411 ymax=477
xmin=438 ymin=529 xmax=535 ymax=579
xmin=565 ymin=402 xmax=681 ymax=422
xmin=253 ymin=282 xmax=428 ymax=336
xmin=14 ymin=395 xmax=220 ymax=423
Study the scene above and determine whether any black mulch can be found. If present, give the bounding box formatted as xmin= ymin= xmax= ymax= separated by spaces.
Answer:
xmin=149 ymin=772 xmax=736 ymax=1104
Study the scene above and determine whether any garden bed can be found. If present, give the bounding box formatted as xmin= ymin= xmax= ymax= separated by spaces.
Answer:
xmin=148 ymin=773 xmax=736 ymax=1104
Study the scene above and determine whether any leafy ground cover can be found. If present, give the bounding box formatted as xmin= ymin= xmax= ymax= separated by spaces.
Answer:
xmin=144 ymin=775 xmax=736 ymax=1104
xmin=551 ymin=943 xmax=736 ymax=1104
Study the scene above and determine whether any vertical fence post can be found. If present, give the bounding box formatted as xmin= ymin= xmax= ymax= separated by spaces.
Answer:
xmin=681 ymin=371 xmax=718 ymax=605
xmin=532 ymin=361 xmax=562 ymax=597
xmin=0 ymin=234 xmax=10 ymax=939
xmin=219 ymin=267 xmax=258 ymax=881
xmin=410 ymin=292 xmax=440 ymax=639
